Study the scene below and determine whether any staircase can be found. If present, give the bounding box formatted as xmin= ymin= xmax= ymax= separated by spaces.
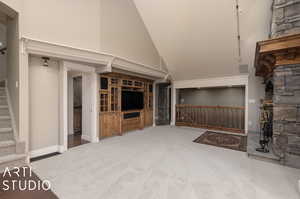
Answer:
xmin=0 ymin=80 xmax=26 ymax=172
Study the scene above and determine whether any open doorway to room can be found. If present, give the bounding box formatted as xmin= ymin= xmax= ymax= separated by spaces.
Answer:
xmin=156 ymin=83 xmax=171 ymax=125
xmin=176 ymin=86 xmax=246 ymax=134
xmin=68 ymin=72 xmax=89 ymax=149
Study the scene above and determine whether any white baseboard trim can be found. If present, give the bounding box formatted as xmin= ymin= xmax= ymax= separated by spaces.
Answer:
xmin=82 ymin=134 xmax=91 ymax=142
xmin=91 ymin=137 xmax=99 ymax=143
xmin=58 ymin=145 xmax=67 ymax=153
xmin=29 ymin=145 xmax=61 ymax=158
xmin=82 ymin=134 xmax=99 ymax=143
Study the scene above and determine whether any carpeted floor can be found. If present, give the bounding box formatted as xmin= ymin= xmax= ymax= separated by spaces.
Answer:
xmin=193 ymin=131 xmax=247 ymax=152
xmin=31 ymin=126 xmax=300 ymax=199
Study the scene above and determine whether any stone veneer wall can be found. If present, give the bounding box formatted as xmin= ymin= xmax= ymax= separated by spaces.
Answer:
xmin=273 ymin=64 xmax=300 ymax=168
xmin=271 ymin=0 xmax=300 ymax=38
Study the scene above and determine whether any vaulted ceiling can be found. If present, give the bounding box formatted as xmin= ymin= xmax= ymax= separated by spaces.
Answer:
xmin=133 ymin=0 xmax=241 ymax=81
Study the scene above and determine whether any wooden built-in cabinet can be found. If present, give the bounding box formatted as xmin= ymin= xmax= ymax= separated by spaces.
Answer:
xmin=99 ymin=73 xmax=154 ymax=138
xmin=144 ymin=83 xmax=153 ymax=127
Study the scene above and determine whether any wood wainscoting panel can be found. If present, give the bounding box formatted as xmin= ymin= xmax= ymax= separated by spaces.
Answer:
xmin=176 ymin=104 xmax=245 ymax=134
xmin=144 ymin=110 xmax=153 ymax=127
xmin=99 ymin=112 xmax=121 ymax=138
xmin=121 ymin=110 xmax=145 ymax=133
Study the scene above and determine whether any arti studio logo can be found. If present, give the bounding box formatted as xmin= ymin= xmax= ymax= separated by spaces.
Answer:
xmin=1 ymin=167 xmax=51 ymax=191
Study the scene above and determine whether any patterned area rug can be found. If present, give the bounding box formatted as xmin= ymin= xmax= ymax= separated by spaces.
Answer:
xmin=193 ymin=131 xmax=247 ymax=152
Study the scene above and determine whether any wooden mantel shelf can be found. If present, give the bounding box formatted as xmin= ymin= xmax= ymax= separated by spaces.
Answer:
xmin=255 ymin=33 xmax=300 ymax=78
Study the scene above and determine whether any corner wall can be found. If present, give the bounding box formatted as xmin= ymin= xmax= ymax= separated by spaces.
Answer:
xmin=29 ymin=56 xmax=60 ymax=152
xmin=100 ymin=0 xmax=161 ymax=68
xmin=239 ymin=0 xmax=273 ymax=132
xmin=22 ymin=0 xmax=101 ymax=52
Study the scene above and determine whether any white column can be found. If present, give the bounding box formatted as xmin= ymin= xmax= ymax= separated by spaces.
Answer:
xmin=59 ymin=62 xmax=68 ymax=153
xmin=82 ymin=72 xmax=99 ymax=143
xmin=91 ymin=72 xmax=99 ymax=143
xmin=88 ymin=73 xmax=99 ymax=143
xmin=19 ymin=43 xmax=29 ymax=161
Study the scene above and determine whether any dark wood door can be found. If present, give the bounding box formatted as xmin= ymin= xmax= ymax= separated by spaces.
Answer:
xmin=157 ymin=83 xmax=171 ymax=125
xmin=73 ymin=77 xmax=82 ymax=133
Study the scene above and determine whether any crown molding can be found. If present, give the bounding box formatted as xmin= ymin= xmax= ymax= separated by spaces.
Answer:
xmin=173 ymin=75 xmax=249 ymax=89
xmin=21 ymin=37 xmax=168 ymax=79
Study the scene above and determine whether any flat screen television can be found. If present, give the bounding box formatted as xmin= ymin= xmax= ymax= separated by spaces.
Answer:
xmin=122 ymin=91 xmax=144 ymax=111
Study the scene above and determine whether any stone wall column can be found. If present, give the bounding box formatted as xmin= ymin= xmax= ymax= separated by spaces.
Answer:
xmin=272 ymin=0 xmax=300 ymax=38
xmin=273 ymin=64 xmax=300 ymax=168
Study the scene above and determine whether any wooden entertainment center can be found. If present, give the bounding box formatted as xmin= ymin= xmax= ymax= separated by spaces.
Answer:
xmin=99 ymin=73 xmax=154 ymax=138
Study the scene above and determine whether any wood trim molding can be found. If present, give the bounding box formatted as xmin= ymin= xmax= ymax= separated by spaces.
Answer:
xmin=173 ymin=75 xmax=248 ymax=89
xmin=21 ymin=37 xmax=168 ymax=79
xmin=255 ymin=33 xmax=300 ymax=77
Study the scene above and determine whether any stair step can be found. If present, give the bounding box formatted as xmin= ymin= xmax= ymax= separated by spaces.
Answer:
xmin=0 ymin=128 xmax=12 ymax=133
xmin=0 ymin=154 xmax=27 ymax=173
xmin=0 ymin=140 xmax=15 ymax=157
xmin=0 ymin=120 xmax=11 ymax=128
xmin=0 ymin=108 xmax=9 ymax=117
xmin=0 ymin=81 xmax=5 ymax=87
xmin=0 ymin=101 xmax=7 ymax=106
xmin=0 ymin=105 xmax=8 ymax=109
xmin=0 ymin=129 xmax=13 ymax=141
xmin=0 ymin=140 xmax=15 ymax=147
xmin=0 ymin=154 xmax=26 ymax=164
xmin=0 ymin=116 xmax=10 ymax=120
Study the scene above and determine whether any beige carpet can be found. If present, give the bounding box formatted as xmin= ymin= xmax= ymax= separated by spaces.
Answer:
xmin=31 ymin=126 xmax=300 ymax=199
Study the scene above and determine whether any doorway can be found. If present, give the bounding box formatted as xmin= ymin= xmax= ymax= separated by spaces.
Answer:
xmin=156 ymin=83 xmax=171 ymax=125
xmin=68 ymin=74 xmax=89 ymax=149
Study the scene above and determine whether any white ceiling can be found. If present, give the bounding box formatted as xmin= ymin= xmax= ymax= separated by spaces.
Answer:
xmin=133 ymin=0 xmax=241 ymax=81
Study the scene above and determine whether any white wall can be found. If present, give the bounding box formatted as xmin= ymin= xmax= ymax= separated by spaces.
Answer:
xmin=239 ymin=0 xmax=273 ymax=132
xmin=0 ymin=23 xmax=6 ymax=80
xmin=29 ymin=56 xmax=60 ymax=151
xmin=179 ymin=87 xmax=245 ymax=107
xmin=100 ymin=0 xmax=161 ymax=67
xmin=23 ymin=0 xmax=101 ymax=52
